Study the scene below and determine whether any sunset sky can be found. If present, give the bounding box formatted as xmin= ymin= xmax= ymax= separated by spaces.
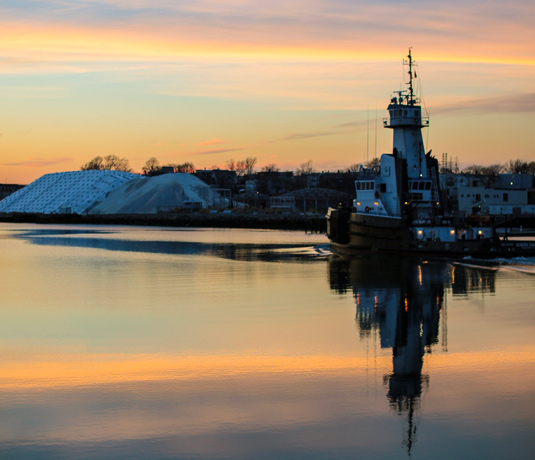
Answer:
xmin=1 ymin=0 xmax=534 ymax=184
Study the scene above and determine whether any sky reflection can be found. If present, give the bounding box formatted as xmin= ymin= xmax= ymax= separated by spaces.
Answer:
xmin=0 ymin=225 xmax=533 ymax=459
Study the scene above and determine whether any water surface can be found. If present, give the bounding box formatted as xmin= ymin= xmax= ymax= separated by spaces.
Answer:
xmin=0 ymin=224 xmax=533 ymax=459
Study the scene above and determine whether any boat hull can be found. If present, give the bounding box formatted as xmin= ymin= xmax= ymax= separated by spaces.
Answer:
xmin=326 ymin=208 xmax=535 ymax=259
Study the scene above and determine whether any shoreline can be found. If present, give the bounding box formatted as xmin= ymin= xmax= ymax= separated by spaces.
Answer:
xmin=0 ymin=211 xmax=327 ymax=232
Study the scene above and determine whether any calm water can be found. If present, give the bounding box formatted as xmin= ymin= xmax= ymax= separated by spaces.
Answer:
xmin=0 ymin=223 xmax=533 ymax=459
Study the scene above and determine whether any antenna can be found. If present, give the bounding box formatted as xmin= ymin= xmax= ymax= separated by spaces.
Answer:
xmin=366 ymin=105 xmax=369 ymax=164
xmin=406 ymin=48 xmax=414 ymax=104
xmin=374 ymin=103 xmax=378 ymax=159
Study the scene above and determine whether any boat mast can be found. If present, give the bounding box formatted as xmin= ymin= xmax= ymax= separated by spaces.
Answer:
xmin=405 ymin=48 xmax=414 ymax=105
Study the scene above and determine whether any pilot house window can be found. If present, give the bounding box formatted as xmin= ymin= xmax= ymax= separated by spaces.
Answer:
xmin=356 ymin=181 xmax=374 ymax=191
xmin=410 ymin=181 xmax=432 ymax=191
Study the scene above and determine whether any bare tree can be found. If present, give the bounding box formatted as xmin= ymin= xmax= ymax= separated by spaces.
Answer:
xmin=365 ymin=157 xmax=380 ymax=173
xmin=103 ymin=155 xmax=131 ymax=172
xmin=235 ymin=159 xmax=247 ymax=177
xmin=227 ymin=157 xmax=257 ymax=176
xmin=505 ymin=159 xmax=535 ymax=174
xmin=295 ymin=160 xmax=316 ymax=176
xmin=80 ymin=156 xmax=104 ymax=171
xmin=142 ymin=157 xmax=161 ymax=176
xmin=226 ymin=159 xmax=236 ymax=171
xmin=346 ymin=164 xmax=361 ymax=173
xmin=175 ymin=162 xmax=196 ymax=173
xmin=262 ymin=163 xmax=279 ymax=173
xmin=244 ymin=157 xmax=257 ymax=175
xmin=81 ymin=155 xmax=131 ymax=172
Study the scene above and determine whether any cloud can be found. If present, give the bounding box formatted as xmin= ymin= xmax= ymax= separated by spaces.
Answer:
xmin=2 ymin=157 xmax=71 ymax=167
xmin=434 ymin=93 xmax=535 ymax=115
xmin=333 ymin=120 xmax=369 ymax=129
xmin=195 ymin=138 xmax=227 ymax=146
xmin=191 ymin=147 xmax=246 ymax=156
xmin=282 ymin=131 xmax=339 ymax=141
xmin=1 ymin=1 xmax=533 ymax=72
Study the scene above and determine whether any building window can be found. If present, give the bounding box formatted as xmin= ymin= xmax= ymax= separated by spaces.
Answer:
xmin=503 ymin=193 xmax=509 ymax=202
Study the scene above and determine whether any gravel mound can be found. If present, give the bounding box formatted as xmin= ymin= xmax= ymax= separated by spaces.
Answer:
xmin=89 ymin=173 xmax=218 ymax=214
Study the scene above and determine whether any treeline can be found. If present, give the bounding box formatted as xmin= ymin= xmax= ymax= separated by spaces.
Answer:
xmin=453 ymin=159 xmax=535 ymax=175
xmin=80 ymin=155 xmax=132 ymax=172
xmin=80 ymin=155 xmax=535 ymax=176
xmin=80 ymin=155 xmax=325 ymax=176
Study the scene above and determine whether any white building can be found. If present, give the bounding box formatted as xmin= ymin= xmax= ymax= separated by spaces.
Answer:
xmin=457 ymin=186 xmax=528 ymax=215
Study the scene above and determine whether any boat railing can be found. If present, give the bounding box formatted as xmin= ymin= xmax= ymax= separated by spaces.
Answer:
xmin=383 ymin=116 xmax=429 ymax=128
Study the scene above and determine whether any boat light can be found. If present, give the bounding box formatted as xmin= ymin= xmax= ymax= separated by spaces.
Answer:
xmin=374 ymin=202 xmax=378 ymax=206
xmin=356 ymin=202 xmax=360 ymax=206
xmin=450 ymin=230 xmax=455 ymax=235
xmin=417 ymin=230 xmax=423 ymax=235
xmin=478 ymin=230 xmax=483 ymax=235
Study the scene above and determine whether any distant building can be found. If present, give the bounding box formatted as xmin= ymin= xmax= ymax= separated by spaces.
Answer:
xmin=441 ymin=172 xmax=535 ymax=216
xmin=195 ymin=169 xmax=237 ymax=190
xmin=276 ymin=188 xmax=353 ymax=213
xmin=0 ymin=184 xmax=25 ymax=201
xmin=252 ymin=171 xmax=294 ymax=196
xmin=161 ymin=166 xmax=175 ymax=174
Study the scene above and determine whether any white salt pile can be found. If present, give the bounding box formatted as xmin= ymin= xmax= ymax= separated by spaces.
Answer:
xmin=89 ymin=173 xmax=218 ymax=214
xmin=0 ymin=170 xmax=138 ymax=214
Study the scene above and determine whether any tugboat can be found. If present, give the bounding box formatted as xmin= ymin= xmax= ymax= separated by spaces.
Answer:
xmin=326 ymin=50 xmax=535 ymax=258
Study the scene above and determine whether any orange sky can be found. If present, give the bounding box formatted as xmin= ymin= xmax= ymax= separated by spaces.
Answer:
xmin=0 ymin=1 xmax=534 ymax=184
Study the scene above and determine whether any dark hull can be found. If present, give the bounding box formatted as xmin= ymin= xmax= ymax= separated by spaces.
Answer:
xmin=326 ymin=209 xmax=535 ymax=259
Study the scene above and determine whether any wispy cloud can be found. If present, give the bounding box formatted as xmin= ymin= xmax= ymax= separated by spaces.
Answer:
xmin=195 ymin=138 xmax=227 ymax=146
xmin=282 ymin=131 xmax=340 ymax=141
xmin=280 ymin=119 xmax=368 ymax=142
xmin=2 ymin=157 xmax=71 ymax=167
xmin=1 ymin=1 xmax=533 ymax=70
xmin=434 ymin=93 xmax=535 ymax=115
xmin=1 ymin=1 xmax=534 ymax=181
xmin=190 ymin=147 xmax=246 ymax=156
xmin=332 ymin=120 xmax=369 ymax=129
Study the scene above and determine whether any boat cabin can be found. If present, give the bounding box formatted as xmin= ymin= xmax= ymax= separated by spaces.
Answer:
xmin=408 ymin=179 xmax=433 ymax=202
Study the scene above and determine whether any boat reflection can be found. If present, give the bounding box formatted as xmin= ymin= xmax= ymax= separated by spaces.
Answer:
xmin=328 ymin=255 xmax=496 ymax=455
xmin=13 ymin=228 xmax=326 ymax=263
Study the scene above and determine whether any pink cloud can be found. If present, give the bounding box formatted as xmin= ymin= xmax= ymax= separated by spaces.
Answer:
xmin=195 ymin=139 xmax=228 ymax=146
